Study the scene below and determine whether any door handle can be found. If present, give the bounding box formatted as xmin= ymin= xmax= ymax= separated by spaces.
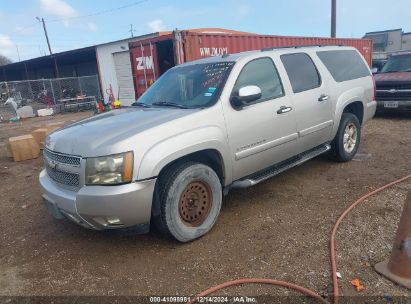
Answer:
xmin=277 ymin=106 xmax=292 ymax=114
xmin=318 ymin=94 xmax=329 ymax=102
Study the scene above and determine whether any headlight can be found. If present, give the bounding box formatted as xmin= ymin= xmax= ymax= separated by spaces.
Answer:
xmin=85 ymin=152 xmax=133 ymax=185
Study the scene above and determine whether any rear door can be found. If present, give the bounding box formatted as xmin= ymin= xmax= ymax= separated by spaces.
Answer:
xmin=222 ymin=56 xmax=298 ymax=180
xmin=280 ymin=52 xmax=333 ymax=152
xmin=133 ymin=41 xmax=159 ymax=98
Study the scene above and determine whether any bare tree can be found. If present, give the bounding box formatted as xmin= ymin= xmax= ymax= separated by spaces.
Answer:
xmin=0 ymin=54 xmax=13 ymax=66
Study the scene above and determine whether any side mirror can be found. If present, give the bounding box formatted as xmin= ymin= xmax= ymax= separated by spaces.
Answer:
xmin=230 ymin=85 xmax=262 ymax=108
xmin=371 ymin=67 xmax=378 ymax=74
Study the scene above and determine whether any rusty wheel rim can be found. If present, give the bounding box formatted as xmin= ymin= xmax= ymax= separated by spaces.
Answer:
xmin=178 ymin=181 xmax=212 ymax=227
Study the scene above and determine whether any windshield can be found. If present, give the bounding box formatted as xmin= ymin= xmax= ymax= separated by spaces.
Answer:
xmin=380 ymin=55 xmax=411 ymax=73
xmin=136 ymin=61 xmax=234 ymax=109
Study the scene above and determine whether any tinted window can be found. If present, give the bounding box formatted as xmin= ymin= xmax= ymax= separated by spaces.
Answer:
xmin=281 ymin=53 xmax=321 ymax=93
xmin=232 ymin=57 xmax=284 ymax=102
xmin=380 ymin=54 xmax=411 ymax=73
xmin=317 ymin=50 xmax=370 ymax=82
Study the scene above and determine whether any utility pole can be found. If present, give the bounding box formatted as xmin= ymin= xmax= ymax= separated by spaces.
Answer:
xmin=36 ymin=16 xmax=60 ymax=78
xmin=37 ymin=17 xmax=53 ymax=55
xmin=129 ymin=24 xmax=134 ymax=38
xmin=15 ymin=44 xmax=21 ymax=61
xmin=331 ymin=0 xmax=336 ymax=38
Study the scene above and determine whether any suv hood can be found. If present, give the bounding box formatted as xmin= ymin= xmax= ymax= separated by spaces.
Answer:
xmin=46 ymin=107 xmax=198 ymax=156
xmin=374 ymin=72 xmax=411 ymax=83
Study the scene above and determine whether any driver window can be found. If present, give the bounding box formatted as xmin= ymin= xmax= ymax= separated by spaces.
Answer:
xmin=232 ymin=57 xmax=284 ymax=103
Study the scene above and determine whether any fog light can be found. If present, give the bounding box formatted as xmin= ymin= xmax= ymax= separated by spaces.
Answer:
xmin=106 ymin=216 xmax=123 ymax=225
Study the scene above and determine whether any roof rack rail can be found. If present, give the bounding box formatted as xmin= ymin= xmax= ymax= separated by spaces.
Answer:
xmin=261 ymin=44 xmax=343 ymax=52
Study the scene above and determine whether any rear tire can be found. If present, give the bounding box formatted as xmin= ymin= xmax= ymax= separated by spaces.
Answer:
xmin=153 ymin=162 xmax=222 ymax=242
xmin=329 ymin=113 xmax=361 ymax=162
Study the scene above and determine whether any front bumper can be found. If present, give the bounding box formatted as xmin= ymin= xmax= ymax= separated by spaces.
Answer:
xmin=39 ymin=169 xmax=156 ymax=230
xmin=376 ymin=100 xmax=411 ymax=112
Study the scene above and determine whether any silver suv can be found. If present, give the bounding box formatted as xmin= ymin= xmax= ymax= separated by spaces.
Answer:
xmin=40 ymin=46 xmax=376 ymax=242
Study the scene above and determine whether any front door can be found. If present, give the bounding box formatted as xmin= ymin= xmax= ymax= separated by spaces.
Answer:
xmin=222 ymin=56 xmax=299 ymax=180
xmin=280 ymin=52 xmax=333 ymax=152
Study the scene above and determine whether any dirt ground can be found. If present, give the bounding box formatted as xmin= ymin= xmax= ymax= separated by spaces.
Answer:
xmin=0 ymin=111 xmax=410 ymax=302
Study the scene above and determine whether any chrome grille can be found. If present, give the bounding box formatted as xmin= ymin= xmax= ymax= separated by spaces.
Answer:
xmin=376 ymin=82 xmax=411 ymax=101
xmin=45 ymin=166 xmax=80 ymax=187
xmin=43 ymin=149 xmax=81 ymax=187
xmin=377 ymin=83 xmax=411 ymax=90
xmin=43 ymin=149 xmax=81 ymax=166
xmin=376 ymin=89 xmax=411 ymax=101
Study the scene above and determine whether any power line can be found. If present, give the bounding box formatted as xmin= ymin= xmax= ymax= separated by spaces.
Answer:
xmin=9 ymin=0 xmax=149 ymax=35
xmin=48 ymin=0 xmax=149 ymax=23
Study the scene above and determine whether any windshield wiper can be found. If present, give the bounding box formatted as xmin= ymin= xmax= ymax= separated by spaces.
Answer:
xmin=131 ymin=102 xmax=151 ymax=108
xmin=151 ymin=101 xmax=189 ymax=109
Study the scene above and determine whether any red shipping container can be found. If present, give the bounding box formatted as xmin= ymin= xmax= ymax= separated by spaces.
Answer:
xmin=130 ymin=29 xmax=373 ymax=98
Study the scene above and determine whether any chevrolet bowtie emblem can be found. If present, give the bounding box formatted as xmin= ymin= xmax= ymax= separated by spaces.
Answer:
xmin=388 ymin=89 xmax=397 ymax=93
xmin=47 ymin=159 xmax=58 ymax=170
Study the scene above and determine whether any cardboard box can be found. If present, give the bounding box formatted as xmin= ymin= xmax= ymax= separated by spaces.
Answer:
xmin=45 ymin=121 xmax=65 ymax=133
xmin=8 ymin=135 xmax=40 ymax=162
xmin=31 ymin=128 xmax=48 ymax=148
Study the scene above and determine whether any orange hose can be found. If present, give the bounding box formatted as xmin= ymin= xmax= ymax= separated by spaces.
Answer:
xmin=330 ymin=173 xmax=411 ymax=304
xmin=189 ymin=174 xmax=411 ymax=304
xmin=188 ymin=278 xmax=328 ymax=304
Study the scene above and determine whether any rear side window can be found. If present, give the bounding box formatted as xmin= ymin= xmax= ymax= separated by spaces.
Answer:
xmin=281 ymin=53 xmax=321 ymax=93
xmin=232 ymin=57 xmax=284 ymax=102
xmin=317 ymin=50 xmax=370 ymax=82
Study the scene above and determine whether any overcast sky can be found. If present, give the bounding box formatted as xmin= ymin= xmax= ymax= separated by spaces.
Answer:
xmin=0 ymin=0 xmax=410 ymax=62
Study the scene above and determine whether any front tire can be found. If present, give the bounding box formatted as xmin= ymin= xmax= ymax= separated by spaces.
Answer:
xmin=329 ymin=113 xmax=361 ymax=162
xmin=153 ymin=162 xmax=222 ymax=242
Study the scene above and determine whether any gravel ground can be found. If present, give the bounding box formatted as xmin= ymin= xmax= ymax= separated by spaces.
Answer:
xmin=0 ymin=111 xmax=410 ymax=303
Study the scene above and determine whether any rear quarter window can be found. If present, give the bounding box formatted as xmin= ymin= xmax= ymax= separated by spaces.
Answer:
xmin=316 ymin=50 xmax=370 ymax=82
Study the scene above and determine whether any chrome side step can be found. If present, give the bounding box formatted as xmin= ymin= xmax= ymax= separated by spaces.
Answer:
xmin=231 ymin=144 xmax=331 ymax=189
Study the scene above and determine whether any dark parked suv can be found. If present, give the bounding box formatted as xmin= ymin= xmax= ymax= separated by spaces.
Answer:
xmin=374 ymin=51 xmax=411 ymax=112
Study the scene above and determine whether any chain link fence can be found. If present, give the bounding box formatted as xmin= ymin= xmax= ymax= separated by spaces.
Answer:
xmin=0 ymin=75 xmax=101 ymax=119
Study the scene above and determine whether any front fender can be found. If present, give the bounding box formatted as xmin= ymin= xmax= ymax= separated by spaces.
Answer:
xmin=137 ymin=125 xmax=232 ymax=185
xmin=331 ymin=87 xmax=365 ymax=138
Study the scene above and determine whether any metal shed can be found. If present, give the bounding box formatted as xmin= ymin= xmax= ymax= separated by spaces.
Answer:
xmin=0 ymin=46 xmax=97 ymax=82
